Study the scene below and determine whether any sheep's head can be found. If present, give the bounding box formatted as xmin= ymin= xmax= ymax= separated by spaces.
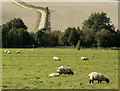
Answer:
xmin=105 ymin=78 xmax=109 ymax=83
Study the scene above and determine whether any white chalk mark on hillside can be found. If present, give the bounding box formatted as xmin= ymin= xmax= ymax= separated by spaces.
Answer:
xmin=10 ymin=0 xmax=46 ymax=31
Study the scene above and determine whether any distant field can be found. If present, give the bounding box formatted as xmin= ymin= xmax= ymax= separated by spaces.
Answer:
xmin=2 ymin=48 xmax=118 ymax=89
xmin=28 ymin=2 xmax=118 ymax=31
xmin=2 ymin=2 xmax=118 ymax=32
xmin=118 ymin=2 xmax=120 ymax=29
xmin=2 ymin=2 xmax=37 ymax=31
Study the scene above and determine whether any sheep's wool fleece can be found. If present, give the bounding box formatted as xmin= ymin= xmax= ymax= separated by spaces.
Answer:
xmin=88 ymin=72 xmax=106 ymax=80
xmin=57 ymin=66 xmax=73 ymax=73
xmin=53 ymin=57 xmax=60 ymax=60
xmin=49 ymin=73 xmax=60 ymax=77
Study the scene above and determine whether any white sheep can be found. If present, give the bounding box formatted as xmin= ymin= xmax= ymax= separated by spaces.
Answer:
xmin=4 ymin=50 xmax=8 ymax=53
xmin=16 ymin=51 xmax=20 ymax=53
xmin=88 ymin=72 xmax=109 ymax=83
xmin=56 ymin=66 xmax=74 ymax=75
xmin=81 ymin=57 xmax=88 ymax=60
xmin=53 ymin=57 xmax=60 ymax=61
xmin=49 ymin=73 xmax=60 ymax=77
xmin=7 ymin=51 xmax=11 ymax=54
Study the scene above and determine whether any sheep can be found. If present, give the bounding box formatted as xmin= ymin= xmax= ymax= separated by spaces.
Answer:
xmin=88 ymin=72 xmax=109 ymax=84
xmin=7 ymin=51 xmax=11 ymax=54
xmin=16 ymin=51 xmax=20 ymax=54
xmin=4 ymin=50 xmax=8 ymax=53
xmin=81 ymin=57 xmax=88 ymax=60
xmin=56 ymin=66 xmax=74 ymax=75
xmin=53 ymin=57 xmax=60 ymax=61
xmin=49 ymin=73 xmax=60 ymax=77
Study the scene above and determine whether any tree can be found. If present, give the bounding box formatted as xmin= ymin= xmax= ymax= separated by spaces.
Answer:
xmin=45 ymin=31 xmax=60 ymax=47
xmin=64 ymin=27 xmax=79 ymax=46
xmin=64 ymin=27 xmax=73 ymax=46
xmin=58 ymin=32 xmax=65 ymax=46
xmin=82 ymin=12 xmax=115 ymax=32
xmin=6 ymin=18 xmax=27 ymax=30
xmin=95 ymin=29 xmax=116 ymax=47
xmin=68 ymin=28 xmax=79 ymax=46
xmin=34 ymin=30 xmax=46 ymax=46
xmin=82 ymin=30 xmax=96 ymax=47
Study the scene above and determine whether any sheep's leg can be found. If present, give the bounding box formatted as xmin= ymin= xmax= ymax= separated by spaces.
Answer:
xmin=98 ymin=80 xmax=102 ymax=83
xmin=89 ymin=80 xmax=92 ymax=83
xmin=92 ymin=80 xmax=94 ymax=83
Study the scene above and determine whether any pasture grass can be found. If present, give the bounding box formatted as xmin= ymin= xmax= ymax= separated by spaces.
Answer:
xmin=34 ymin=12 xmax=41 ymax=32
xmin=2 ymin=48 xmax=118 ymax=89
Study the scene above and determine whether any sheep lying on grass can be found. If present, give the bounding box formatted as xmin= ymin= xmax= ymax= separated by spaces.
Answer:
xmin=49 ymin=73 xmax=60 ymax=77
xmin=81 ymin=57 xmax=88 ymax=60
xmin=16 ymin=51 xmax=20 ymax=54
xmin=7 ymin=51 xmax=11 ymax=54
xmin=88 ymin=72 xmax=109 ymax=83
xmin=53 ymin=57 xmax=60 ymax=61
xmin=4 ymin=50 xmax=8 ymax=53
xmin=57 ymin=66 xmax=74 ymax=75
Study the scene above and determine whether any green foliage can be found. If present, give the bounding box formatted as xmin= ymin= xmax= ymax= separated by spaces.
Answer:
xmin=34 ymin=30 xmax=46 ymax=46
xmin=82 ymin=12 xmax=115 ymax=32
xmin=2 ymin=18 xmax=32 ymax=48
xmin=82 ymin=30 xmax=96 ymax=47
xmin=2 ymin=48 xmax=118 ymax=89
xmin=96 ymin=29 xmax=118 ymax=47
xmin=2 ymin=13 xmax=120 ymax=48
xmin=58 ymin=32 xmax=66 ymax=46
xmin=64 ymin=27 xmax=80 ymax=46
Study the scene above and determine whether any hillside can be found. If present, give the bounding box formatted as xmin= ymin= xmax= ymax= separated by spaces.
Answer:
xmin=2 ymin=2 xmax=37 ymax=31
xmin=28 ymin=2 xmax=118 ymax=31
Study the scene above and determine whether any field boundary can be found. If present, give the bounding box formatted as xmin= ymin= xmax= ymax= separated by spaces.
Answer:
xmin=10 ymin=0 xmax=47 ymax=32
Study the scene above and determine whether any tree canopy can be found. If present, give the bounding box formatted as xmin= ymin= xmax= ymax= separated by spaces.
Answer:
xmin=82 ymin=12 xmax=115 ymax=32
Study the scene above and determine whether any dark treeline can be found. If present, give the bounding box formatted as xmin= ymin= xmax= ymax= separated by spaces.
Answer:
xmin=2 ymin=12 xmax=120 ymax=48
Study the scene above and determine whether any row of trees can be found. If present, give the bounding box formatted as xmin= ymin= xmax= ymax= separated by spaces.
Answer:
xmin=2 ymin=12 xmax=120 ymax=48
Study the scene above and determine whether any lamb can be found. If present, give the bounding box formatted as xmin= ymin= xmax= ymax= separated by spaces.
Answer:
xmin=53 ymin=57 xmax=60 ymax=61
xmin=81 ymin=57 xmax=88 ymax=60
xmin=56 ymin=66 xmax=74 ymax=75
xmin=7 ymin=51 xmax=11 ymax=54
xmin=16 ymin=51 xmax=20 ymax=53
xmin=4 ymin=50 xmax=8 ymax=53
xmin=49 ymin=73 xmax=60 ymax=77
xmin=88 ymin=72 xmax=109 ymax=83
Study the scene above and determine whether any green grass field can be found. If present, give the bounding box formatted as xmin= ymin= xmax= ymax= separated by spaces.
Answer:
xmin=2 ymin=48 xmax=118 ymax=89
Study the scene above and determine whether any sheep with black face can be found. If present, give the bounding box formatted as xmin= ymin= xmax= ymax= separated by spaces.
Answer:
xmin=88 ymin=72 xmax=109 ymax=83
xmin=53 ymin=57 xmax=60 ymax=61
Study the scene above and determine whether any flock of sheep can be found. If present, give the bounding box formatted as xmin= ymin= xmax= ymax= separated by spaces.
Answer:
xmin=4 ymin=50 xmax=20 ymax=54
xmin=3 ymin=50 xmax=110 ymax=84
xmin=49 ymin=56 xmax=110 ymax=84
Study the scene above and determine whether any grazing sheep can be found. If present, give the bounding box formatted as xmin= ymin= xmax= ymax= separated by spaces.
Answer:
xmin=88 ymin=72 xmax=109 ymax=83
xmin=4 ymin=50 xmax=8 ymax=53
xmin=81 ymin=57 xmax=88 ymax=60
xmin=49 ymin=73 xmax=60 ymax=77
xmin=56 ymin=66 xmax=74 ymax=75
xmin=16 ymin=51 xmax=20 ymax=53
xmin=53 ymin=57 xmax=60 ymax=61
xmin=7 ymin=51 xmax=11 ymax=54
